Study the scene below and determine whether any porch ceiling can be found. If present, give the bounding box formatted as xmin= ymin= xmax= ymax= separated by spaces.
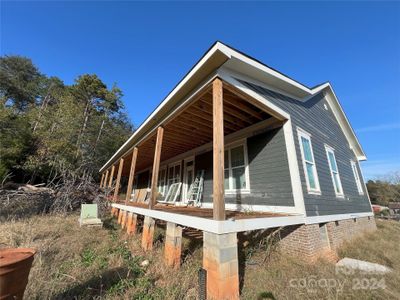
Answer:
xmin=119 ymin=85 xmax=273 ymax=176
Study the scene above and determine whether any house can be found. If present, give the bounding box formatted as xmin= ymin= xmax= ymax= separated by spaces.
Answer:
xmin=388 ymin=202 xmax=400 ymax=215
xmin=99 ymin=42 xmax=376 ymax=300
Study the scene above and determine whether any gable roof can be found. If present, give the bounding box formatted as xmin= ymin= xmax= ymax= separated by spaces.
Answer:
xmin=100 ymin=42 xmax=365 ymax=172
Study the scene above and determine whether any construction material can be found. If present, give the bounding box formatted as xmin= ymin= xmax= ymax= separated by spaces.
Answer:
xmin=186 ymin=170 xmax=204 ymax=207
xmin=79 ymin=204 xmax=103 ymax=227
xmin=158 ymin=183 xmax=182 ymax=204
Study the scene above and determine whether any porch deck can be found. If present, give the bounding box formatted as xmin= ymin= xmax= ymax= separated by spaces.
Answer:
xmin=115 ymin=200 xmax=290 ymax=220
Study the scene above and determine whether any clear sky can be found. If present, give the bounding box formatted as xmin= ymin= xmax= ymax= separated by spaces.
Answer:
xmin=1 ymin=1 xmax=399 ymax=179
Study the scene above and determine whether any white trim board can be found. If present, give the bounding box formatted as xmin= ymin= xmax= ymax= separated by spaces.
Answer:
xmin=100 ymin=41 xmax=366 ymax=174
xmin=200 ymin=202 xmax=300 ymax=214
xmin=305 ymin=212 xmax=374 ymax=224
xmin=218 ymin=67 xmax=366 ymax=161
xmin=282 ymin=120 xmax=306 ymax=215
xmin=111 ymin=203 xmax=304 ymax=234
xmin=112 ymin=204 xmax=373 ymax=233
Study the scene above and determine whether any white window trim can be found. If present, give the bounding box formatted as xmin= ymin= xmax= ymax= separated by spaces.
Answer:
xmin=224 ymin=139 xmax=251 ymax=194
xmin=167 ymin=160 xmax=182 ymax=187
xmin=157 ymin=165 xmax=167 ymax=196
xmin=181 ymin=156 xmax=195 ymax=203
xmin=351 ymin=160 xmax=364 ymax=195
xmin=325 ymin=145 xmax=344 ymax=198
xmin=297 ymin=128 xmax=321 ymax=194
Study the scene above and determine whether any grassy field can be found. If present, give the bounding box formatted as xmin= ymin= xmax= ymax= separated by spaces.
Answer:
xmin=0 ymin=214 xmax=399 ymax=299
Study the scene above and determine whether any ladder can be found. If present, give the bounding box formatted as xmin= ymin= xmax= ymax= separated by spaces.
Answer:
xmin=186 ymin=170 xmax=204 ymax=207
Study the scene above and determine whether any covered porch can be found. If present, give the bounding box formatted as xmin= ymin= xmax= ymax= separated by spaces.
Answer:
xmin=99 ymin=77 xmax=304 ymax=299
xmin=100 ymin=77 xmax=297 ymax=219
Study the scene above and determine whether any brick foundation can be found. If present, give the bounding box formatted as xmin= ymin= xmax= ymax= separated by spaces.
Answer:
xmin=164 ymin=222 xmax=182 ymax=268
xmin=279 ymin=216 xmax=376 ymax=261
xmin=141 ymin=216 xmax=155 ymax=251
xmin=203 ymin=232 xmax=239 ymax=300
xmin=326 ymin=216 xmax=377 ymax=251
xmin=126 ymin=213 xmax=137 ymax=235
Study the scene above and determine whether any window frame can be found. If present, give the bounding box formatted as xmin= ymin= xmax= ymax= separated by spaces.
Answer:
xmin=157 ymin=165 xmax=167 ymax=196
xmin=350 ymin=160 xmax=364 ymax=195
xmin=297 ymin=128 xmax=321 ymax=194
xmin=324 ymin=145 xmax=344 ymax=197
xmin=167 ymin=160 xmax=182 ymax=189
xmin=224 ymin=140 xmax=251 ymax=194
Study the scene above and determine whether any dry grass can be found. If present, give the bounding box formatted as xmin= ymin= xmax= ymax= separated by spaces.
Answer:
xmin=0 ymin=214 xmax=201 ymax=299
xmin=241 ymin=219 xmax=400 ymax=300
xmin=0 ymin=215 xmax=398 ymax=300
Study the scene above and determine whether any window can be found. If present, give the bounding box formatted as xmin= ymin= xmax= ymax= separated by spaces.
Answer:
xmin=351 ymin=160 xmax=364 ymax=195
xmin=167 ymin=162 xmax=181 ymax=188
xmin=325 ymin=145 xmax=344 ymax=197
xmin=224 ymin=142 xmax=250 ymax=192
xmin=297 ymin=128 xmax=320 ymax=193
xmin=157 ymin=167 xmax=167 ymax=196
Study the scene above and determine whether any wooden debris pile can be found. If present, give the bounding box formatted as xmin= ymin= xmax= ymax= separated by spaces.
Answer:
xmin=0 ymin=181 xmax=108 ymax=220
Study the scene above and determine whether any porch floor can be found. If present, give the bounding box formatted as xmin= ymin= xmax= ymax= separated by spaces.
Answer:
xmin=115 ymin=201 xmax=290 ymax=220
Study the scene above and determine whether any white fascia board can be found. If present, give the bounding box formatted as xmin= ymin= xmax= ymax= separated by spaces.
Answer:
xmin=111 ymin=203 xmax=305 ymax=234
xmin=100 ymin=42 xmax=315 ymax=172
xmin=220 ymin=66 xmax=366 ymax=162
xmin=100 ymin=41 xmax=365 ymax=172
xmin=99 ymin=44 xmax=231 ymax=173
xmin=216 ymin=42 xmax=312 ymax=97
xmin=217 ymin=70 xmax=291 ymax=120
xmin=310 ymin=83 xmax=366 ymax=161
xmin=305 ymin=212 xmax=374 ymax=224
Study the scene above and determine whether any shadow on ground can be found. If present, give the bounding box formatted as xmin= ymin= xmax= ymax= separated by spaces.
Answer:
xmin=53 ymin=267 xmax=129 ymax=299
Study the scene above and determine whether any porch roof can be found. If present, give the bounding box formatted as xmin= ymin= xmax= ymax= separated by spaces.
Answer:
xmin=100 ymin=41 xmax=366 ymax=174
xmin=116 ymin=83 xmax=278 ymax=176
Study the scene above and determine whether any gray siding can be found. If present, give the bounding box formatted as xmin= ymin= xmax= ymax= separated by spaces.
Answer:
xmin=195 ymin=127 xmax=294 ymax=207
xmin=238 ymin=79 xmax=371 ymax=216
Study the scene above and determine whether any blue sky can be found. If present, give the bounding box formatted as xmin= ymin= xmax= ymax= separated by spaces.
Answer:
xmin=1 ymin=1 xmax=399 ymax=179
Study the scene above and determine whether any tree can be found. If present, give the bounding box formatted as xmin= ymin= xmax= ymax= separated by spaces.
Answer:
xmin=366 ymin=173 xmax=400 ymax=206
xmin=0 ymin=54 xmax=133 ymax=184
xmin=71 ymin=75 xmax=123 ymax=158
xmin=0 ymin=55 xmax=43 ymax=111
xmin=0 ymin=105 xmax=33 ymax=181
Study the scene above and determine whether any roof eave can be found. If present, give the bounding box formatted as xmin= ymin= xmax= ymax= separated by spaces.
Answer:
xmin=99 ymin=44 xmax=231 ymax=172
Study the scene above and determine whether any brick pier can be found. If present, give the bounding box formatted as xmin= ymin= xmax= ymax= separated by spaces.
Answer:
xmin=203 ymin=232 xmax=239 ymax=300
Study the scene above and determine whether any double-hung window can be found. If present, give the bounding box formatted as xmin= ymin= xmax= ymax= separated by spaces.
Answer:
xmin=167 ymin=162 xmax=181 ymax=188
xmin=351 ymin=160 xmax=364 ymax=195
xmin=325 ymin=145 xmax=344 ymax=197
xmin=297 ymin=128 xmax=320 ymax=194
xmin=157 ymin=167 xmax=167 ymax=196
xmin=224 ymin=142 xmax=250 ymax=193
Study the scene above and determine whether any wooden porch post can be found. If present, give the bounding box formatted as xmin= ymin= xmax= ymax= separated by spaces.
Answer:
xmin=113 ymin=158 xmax=124 ymax=202
xmin=213 ymin=78 xmax=225 ymax=220
xmin=108 ymin=165 xmax=115 ymax=188
xmin=103 ymin=170 xmax=109 ymax=188
xmin=149 ymin=126 xmax=164 ymax=209
xmin=99 ymin=173 xmax=105 ymax=187
xmin=125 ymin=147 xmax=138 ymax=205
